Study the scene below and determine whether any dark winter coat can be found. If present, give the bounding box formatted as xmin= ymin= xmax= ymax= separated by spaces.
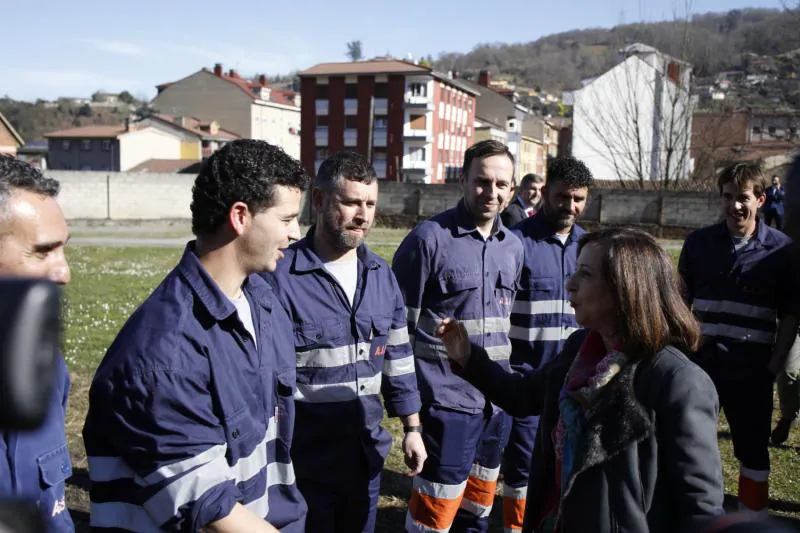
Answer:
xmin=459 ymin=329 xmax=725 ymax=533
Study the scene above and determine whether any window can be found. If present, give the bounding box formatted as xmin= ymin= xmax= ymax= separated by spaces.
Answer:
xmin=315 ymin=83 xmax=329 ymax=99
xmin=768 ymin=126 xmax=776 ymax=136
xmin=410 ymin=147 xmax=426 ymax=162
xmin=80 ymin=140 xmax=92 ymax=151
xmin=374 ymin=115 xmax=388 ymax=129
xmin=374 ymin=83 xmax=388 ymax=98
xmin=410 ymin=83 xmax=427 ymax=97
xmin=101 ymin=140 xmax=112 ymax=152
xmin=316 ymin=148 xmax=328 ymax=159
xmin=345 ymin=115 xmax=358 ymax=129
xmin=345 ymin=83 xmax=358 ymax=99
xmin=373 ymin=149 xmax=387 ymax=162
xmin=752 ymin=126 xmax=761 ymax=135
xmin=61 ymin=140 xmax=71 ymax=150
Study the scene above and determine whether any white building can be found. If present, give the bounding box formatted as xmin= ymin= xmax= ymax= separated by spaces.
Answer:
xmin=571 ymin=43 xmax=693 ymax=183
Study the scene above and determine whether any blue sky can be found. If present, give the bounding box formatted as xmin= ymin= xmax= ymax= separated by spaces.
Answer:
xmin=1 ymin=0 xmax=786 ymax=101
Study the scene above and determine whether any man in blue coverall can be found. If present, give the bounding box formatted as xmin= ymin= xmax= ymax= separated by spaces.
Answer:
xmin=679 ymin=161 xmax=799 ymax=515
xmin=394 ymin=139 xmax=523 ymax=533
xmin=83 ymin=140 xmax=310 ymax=532
xmin=0 ymin=156 xmax=74 ymax=533
xmin=266 ymin=150 xmax=426 ymax=533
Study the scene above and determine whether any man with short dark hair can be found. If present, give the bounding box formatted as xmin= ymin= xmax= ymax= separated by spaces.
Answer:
xmin=83 ymin=140 xmax=310 ymax=532
xmin=394 ymin=140 xmax=523 ymax=533
xmin=680 ymin=161 xmax=799 ymax=515
xmin=265 ymin=150 xmax=425 ymax=533
xmin=501 ymin=173 xmax=544 ymax=228
xmin=501 ymin=155 xmax=593 ymax=533
xmin=0 ymin=156 xmax=73 ymax=533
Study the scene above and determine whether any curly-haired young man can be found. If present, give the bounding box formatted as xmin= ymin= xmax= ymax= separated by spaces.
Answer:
xmin=501 ymin=155 xmax=594 ymax=532
xmin=83 ymin=140 xmax=311 ymax=532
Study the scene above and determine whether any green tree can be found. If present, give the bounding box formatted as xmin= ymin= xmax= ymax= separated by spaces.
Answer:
xmin=118 ymin=91 xmax=136 ymax=104
xmin=346 ymin=40 xmax=363 ymax=61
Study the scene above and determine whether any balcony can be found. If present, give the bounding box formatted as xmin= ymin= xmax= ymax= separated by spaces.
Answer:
xmin=373 ymin=98 xmax=388 ymax=115
xmin=315 ymin=127 xmax=328 ymax=146
xmin=404 ymin=159 xmax=428 ymax=170
xmin=344 ymin=129 xmax=358 ymax=147
xmin=404 ymin=94 xmax=433 ymax=110
xmin=403 ymin=127 xmax=432 ymax=142
xmin=344 ymin=98 xmax=358 ymax=115
xmin=315 ymin=100 xmax=329 ymax=115
xmin=372 ymin=130 xmax=387 ymax=147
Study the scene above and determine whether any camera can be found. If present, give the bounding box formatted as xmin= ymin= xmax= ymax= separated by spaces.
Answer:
xmin=0 ymin=279 xmax=61 ymax=533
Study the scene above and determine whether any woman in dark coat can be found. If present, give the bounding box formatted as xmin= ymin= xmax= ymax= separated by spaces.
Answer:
xmin=437 ymin=227 xmax=725 ymax=533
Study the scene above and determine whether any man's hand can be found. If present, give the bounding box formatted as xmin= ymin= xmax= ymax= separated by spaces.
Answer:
xmin=402 ymin=431 xmax=427 ymax=476
xmin=436 ymin=317 xmax=471 ymax=367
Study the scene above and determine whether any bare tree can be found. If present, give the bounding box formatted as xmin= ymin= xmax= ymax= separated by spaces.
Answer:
xmin=690 ymin=102 xmax=747 ymax=181
xmin=570 ymin=1 xmax=695 ymax=189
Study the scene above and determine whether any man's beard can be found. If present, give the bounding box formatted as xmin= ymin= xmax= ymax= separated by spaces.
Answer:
xmin=323 ymin=213 xmax=369 ymax=250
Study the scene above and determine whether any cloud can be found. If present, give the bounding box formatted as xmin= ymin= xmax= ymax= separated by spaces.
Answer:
xmin=76 ymin=38 xmax=147 ymax=57
xmin=154 ymin=39 xmax=315 ymax=74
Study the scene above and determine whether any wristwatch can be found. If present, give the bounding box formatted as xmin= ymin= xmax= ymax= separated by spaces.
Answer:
xmin=403 ymin=425 xmax=422 ymax=434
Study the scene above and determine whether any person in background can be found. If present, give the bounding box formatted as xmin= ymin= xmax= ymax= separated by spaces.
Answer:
xmin=439 ymin=227 xmax=725 ymax=533
xmin=679 ymin=161 xmax=799 ymax=515
xmin=83 ymin=140 xmax=309 ymax=532
xmin=0 ymin=156 xmax=73 ymax=533
xmin=394 ymin=139 xmax=523 ymax=533
xmin=763 ymin=175 xmax=785 ymax=229
xmin=501 ymin=173 xmax=544 ymax=227
xmin=265 ymin=150 xmax=425 ymax=533
xmin=502 ymin=156 xmax=592 ymax=533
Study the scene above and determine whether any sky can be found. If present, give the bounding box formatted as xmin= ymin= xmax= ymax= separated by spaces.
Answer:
xmin=0 ymin=0 xmax=787 ymax=102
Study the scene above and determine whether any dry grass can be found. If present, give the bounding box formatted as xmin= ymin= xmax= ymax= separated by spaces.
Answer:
xmin=60 ymin=243 xmax=800 ymax=531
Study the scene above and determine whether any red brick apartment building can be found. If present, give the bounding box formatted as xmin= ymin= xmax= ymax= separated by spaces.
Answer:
xmin=298 ymin=59 xmax=479 ymax=183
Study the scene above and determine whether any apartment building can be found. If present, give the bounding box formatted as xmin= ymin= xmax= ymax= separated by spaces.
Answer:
xmin=298 ymin=59 xmax=479 ymax=183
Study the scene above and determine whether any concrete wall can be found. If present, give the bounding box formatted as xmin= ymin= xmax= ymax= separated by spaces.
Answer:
xmin=53 ymin=170 xmax=721 ymax=228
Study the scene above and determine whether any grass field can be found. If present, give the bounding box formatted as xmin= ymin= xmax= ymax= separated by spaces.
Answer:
xmin=60 ymin=238 xmax=800 ymax=531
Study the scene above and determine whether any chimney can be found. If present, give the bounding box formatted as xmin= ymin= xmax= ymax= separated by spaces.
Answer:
xmin=228 ymin=69 xmax=237 ymax=78
xmin=213 ymin=63 xmax=223 ymax=76
xmin=479 ymin=69 xmax=490 ymax=87
xmin=258 ymin=74 xmax=267 ymax=86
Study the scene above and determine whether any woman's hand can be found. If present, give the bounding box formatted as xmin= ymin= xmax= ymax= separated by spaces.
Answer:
xmin=435 ymin=318 xmax=471 ymax=367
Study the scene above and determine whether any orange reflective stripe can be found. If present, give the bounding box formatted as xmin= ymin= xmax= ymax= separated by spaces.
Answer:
xmin=408 ymin=489 xmax=463 ymax=530
xmin=463 ymin=476 xmax=497 ymax=507
xmin=738 ymin=474 xmax=769 ymax=511
xmin=502 ymin=496 xmax=526 ymax=529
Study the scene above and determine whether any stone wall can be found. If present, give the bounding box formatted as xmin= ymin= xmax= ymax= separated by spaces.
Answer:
xmin=54 ymin=171 xmax=721 ymax=229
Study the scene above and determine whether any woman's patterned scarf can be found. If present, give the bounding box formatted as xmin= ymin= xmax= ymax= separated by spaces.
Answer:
xmin=554 ymin=330 xmax=628 ymax=492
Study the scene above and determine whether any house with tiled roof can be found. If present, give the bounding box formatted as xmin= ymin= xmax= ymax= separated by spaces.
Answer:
xmin=0 ymin=111 xmax=24 ymax=156
xmin=151 ymin=64 xmax=301 ymax=159
xmin=45 ymin=122 xmax=189 ymax=171
xmin=135 ymin=113 xmax=240 ymax=159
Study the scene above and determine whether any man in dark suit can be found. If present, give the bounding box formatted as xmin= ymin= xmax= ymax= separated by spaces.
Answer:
xmin=501 ymin=173 xmax=544 ymax=227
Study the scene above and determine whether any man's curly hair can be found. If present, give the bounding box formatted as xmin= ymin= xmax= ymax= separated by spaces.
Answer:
xmin=0 ymin=156 xmax=60 ymax=224
xmin=546 ymin=156 xmax=594 ymax=189
xmin=190 ymin=140 xmax=310 ymax=236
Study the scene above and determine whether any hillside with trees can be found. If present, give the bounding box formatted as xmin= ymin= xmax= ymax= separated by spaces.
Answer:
xmin=433 ymin=8 xmax=800 ymax=92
